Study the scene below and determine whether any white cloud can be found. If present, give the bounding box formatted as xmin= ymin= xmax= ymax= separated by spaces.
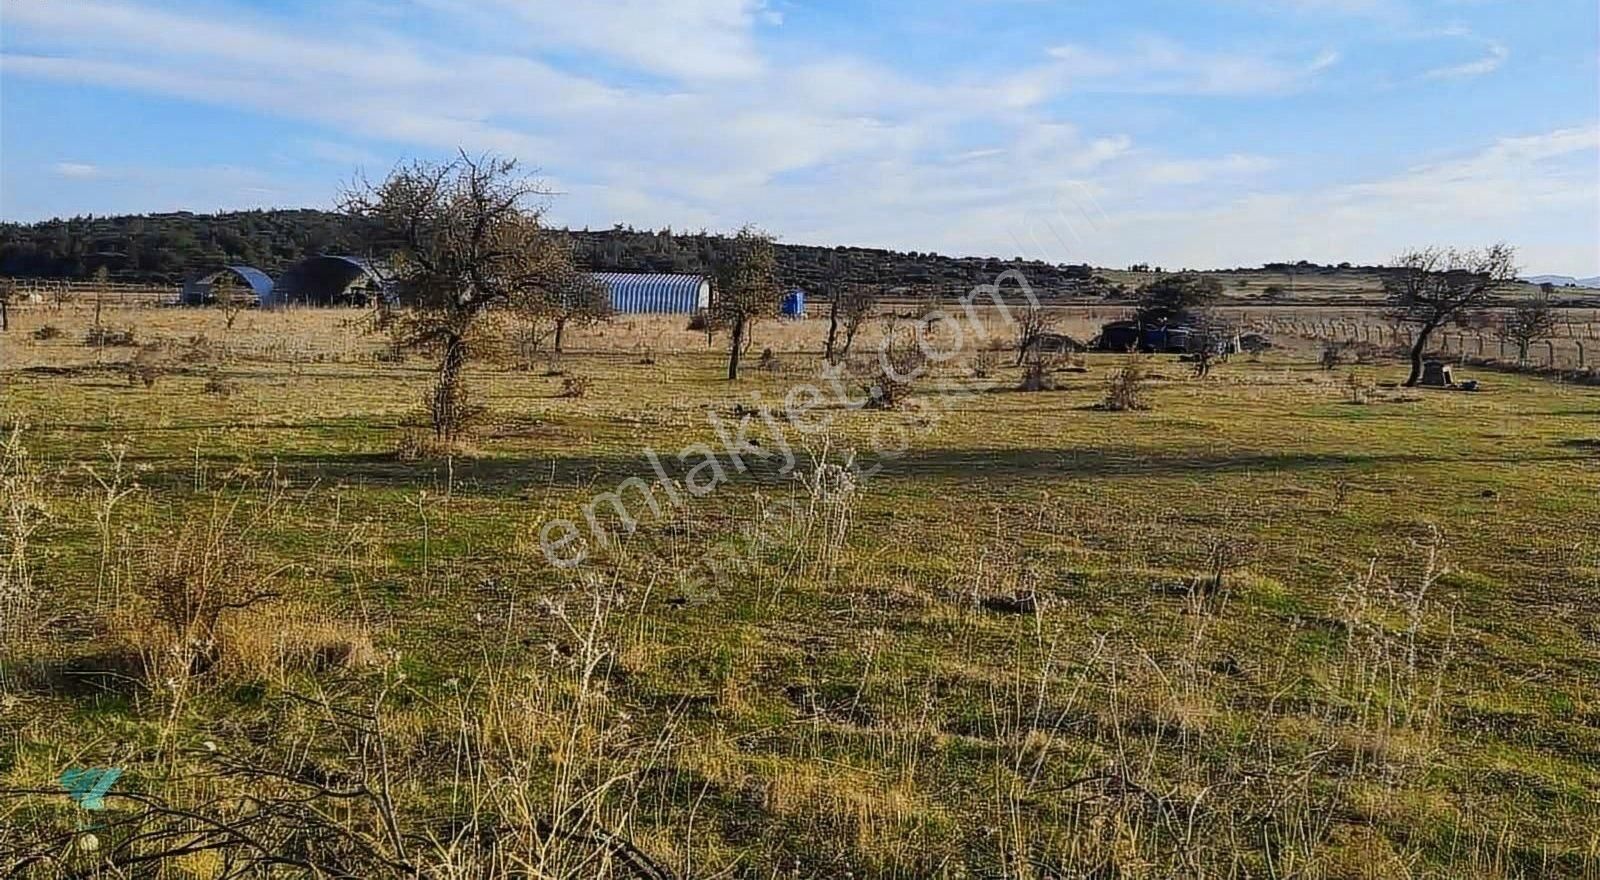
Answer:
xmin=1045 ymin=36 xmax=1340 ymax=95
xmin=423 ymin=0 xmax=772 ymax=81
xmin=52 ymin=162 xmax=101 ymax=178
xmin=1423 ymin=39 xmax=1507 ymax=79
xmin=1067 ymin=126 xmax=1600 ymax=273
xmin=1143 ymin=154 xmax=1280 ymax=185
xmin=1 ymin=1 xmax=1591 ymax=275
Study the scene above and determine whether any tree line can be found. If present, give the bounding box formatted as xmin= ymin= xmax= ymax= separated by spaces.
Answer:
xmin=0 ymin=208 xmax=1106 ymax=296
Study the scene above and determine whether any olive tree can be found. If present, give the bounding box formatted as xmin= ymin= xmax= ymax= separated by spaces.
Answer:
xmin=1499 ymin=290 xmax=1558 ymax=364
xmin=1384 ymin=244 xmax=1517 ymax=386
xmin=1013 ymin=300 xmax=1059 ymax=366
xmin=532 ymin=240 xmax=612 ymax=354
xmin=1135 ymin=274 xmax=1222 ymax=327
xmin=344 ymin=153 xmax=564 ymax=441
xmin=828 ymin=286 xmax=878 ymax=364
xmin=712 ymin=226 xmax=782 ymax=380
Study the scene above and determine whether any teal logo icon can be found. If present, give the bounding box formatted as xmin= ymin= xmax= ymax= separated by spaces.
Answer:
xmin=60 ymin=767 xmax=122 ymax=811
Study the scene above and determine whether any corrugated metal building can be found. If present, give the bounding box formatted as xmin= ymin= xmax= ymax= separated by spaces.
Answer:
xmin=591 ymin=273 xmax=710 ymax=314
xmin=181 ymin=266 xmax=275 ymax=306
xmin=267 ymin=255 xmax=391 ymax=307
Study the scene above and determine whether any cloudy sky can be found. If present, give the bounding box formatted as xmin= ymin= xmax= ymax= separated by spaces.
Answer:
xmin=1 ymin=0 xmax=1596 ymax=274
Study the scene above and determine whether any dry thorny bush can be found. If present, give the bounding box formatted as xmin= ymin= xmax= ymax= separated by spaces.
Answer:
xmin=9 ymin=573 xmax=678 ymax=879
xmin=856 ymin=321 xmax=927 ymax=409
xmin=0 ymin=424 xmax=47 ymax=651
xmin=1100 ymin=355 xmax=1152 ymax=411
xmin=122 ymin=497 xmax=288 ymax=686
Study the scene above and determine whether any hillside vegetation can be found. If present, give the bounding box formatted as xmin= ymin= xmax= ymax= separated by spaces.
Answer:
xmin=0 ymin=210 xmax=1483 ymax=304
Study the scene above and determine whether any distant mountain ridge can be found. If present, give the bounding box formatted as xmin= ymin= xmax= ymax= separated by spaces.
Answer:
xmin=1521 ymin=274 xmax=1600 ymax=289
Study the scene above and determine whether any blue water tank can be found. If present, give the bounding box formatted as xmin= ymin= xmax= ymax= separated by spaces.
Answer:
xmin=781 ymin=289 xmax=806 ymax=318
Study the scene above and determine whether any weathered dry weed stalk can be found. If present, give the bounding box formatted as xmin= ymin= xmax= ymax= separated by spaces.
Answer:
xmin=0 ymin=424 xmax=47 ymax=656
xmin=81 ymin=441 xmax=140 ymax=605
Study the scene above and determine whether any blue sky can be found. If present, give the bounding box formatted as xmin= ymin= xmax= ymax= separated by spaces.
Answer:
xmin=2 ymin=0 xmax=1597 ymax=274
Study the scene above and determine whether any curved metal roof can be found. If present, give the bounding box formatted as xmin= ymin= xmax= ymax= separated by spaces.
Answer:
xmin=270 ymin=255 xmax=388 ymax=306
xmin=590 ymin=272 xmax=710 ymax=314
xmin=181 ymin=265 xmax=275 ymax=304
xmin=219 ymin=265 xmax=275 ymax=296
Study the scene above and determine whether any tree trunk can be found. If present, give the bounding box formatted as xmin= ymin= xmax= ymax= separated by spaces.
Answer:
xmin=727 ymin=317 xmax=745 ymax=380
xmin=824 ymin=294 xmax=841 ymax=363
xmin=554 ymin=318 xmax=567 ymax=353
xmin=432 ymin=334 xmax=470 ymax=441
xmin=0 ymin=299 xmax=7 ymax=332
xmin=1404 ymin=324 xmax=1435 ymax=387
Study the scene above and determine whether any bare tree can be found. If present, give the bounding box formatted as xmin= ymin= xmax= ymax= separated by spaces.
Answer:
xmin=830 ymin=286 xmax=878 ymax=363
xmin=91 ymin=265 xmax=110 ymax=343
xmin=213 ymin=272 xmax=247 ymax=334
xmin=821 ymin=254 xmax=845 ymax=362
xmin=1013 ymin=300 xmax=1058 ymax=365
xmin=1384 ymin=244 xmax=1517 ymax=386
xmin=1499 ymin=291 xmax=1558 ymax=364
xmin=210 ymin=273 xmax=248 ymax=367
xmin=344 ymin=153 xmax=563 ymax=442
xmin=0 ymin=277 xmax=13 ymax=332
xmin=711 ymin=226 xmax=782 ymax=380
xmin=535 ymin=242 xmax=613 ymax=354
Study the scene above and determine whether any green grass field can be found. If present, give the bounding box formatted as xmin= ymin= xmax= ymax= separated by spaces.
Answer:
xmin=2 ymin=305 xmax=1598 ymax=878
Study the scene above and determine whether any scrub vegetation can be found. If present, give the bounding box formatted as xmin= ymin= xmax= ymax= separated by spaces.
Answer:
xmin=1 ymin=297 xmax=1597 ymax=878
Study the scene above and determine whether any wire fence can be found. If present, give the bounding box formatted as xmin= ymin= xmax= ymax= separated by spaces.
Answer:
xmin=3 ymin=277 xmax=180 ymax=307
xmin=1246 ymin=313 xmax=1600 ymax=371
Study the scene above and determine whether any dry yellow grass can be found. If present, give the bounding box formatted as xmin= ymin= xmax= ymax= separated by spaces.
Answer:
xmin=1 ymin=301 xmax=1597 ymax=878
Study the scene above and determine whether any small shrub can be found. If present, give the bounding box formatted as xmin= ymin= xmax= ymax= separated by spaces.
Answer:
xmin=122 ymin=343 xmax=172 ymax=387
xmin=124 ymin=364 xmax=159 ymax=387
xmin=505 ymin=321 xmax=546 ymax=370
xmin=1320 ymin=341 xmax=1346 ymax=371
xmin=203 ymin=371 xmax=238 ymax=397
xmin=558 ymin=375 xmax=589 ymax=398
xmin=862 ymin=327 xmax=926 ymax=409
xmin=970 ymin=349 xmax=999 ymax=379
xmin=180 ymin=334 xmax=218 ymax=364
xmin=1345 ymin=372 xmax=1373 ymax=405
xmin=1100 ymin=357 xmax=1151 ymax=411
xmin=132 ymin=513 xmax=279 ymax=682
xmin=687 ymin=312 xmax=710 ymax=332
xmin=1349 ymin=341 xmax=1381 ymax=364
xmin=31 ymin=325 xmax=63 ymax=341
xmin=84 ymin=326 xmax=137 ymax=347
xmin=394 ymin=427 xmax=431 ymax=461
xmin=1017 ymin=353 xmax=1059 ymax=392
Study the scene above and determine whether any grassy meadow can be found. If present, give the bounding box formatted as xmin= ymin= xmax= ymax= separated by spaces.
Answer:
xmin=2 ymin=301 xmax=1598 ymax=878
